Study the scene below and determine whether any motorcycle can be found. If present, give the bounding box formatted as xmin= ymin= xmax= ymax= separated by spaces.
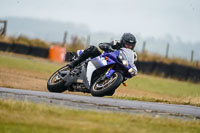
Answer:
xmin=47 ymin=48 xmax=137 ymax=97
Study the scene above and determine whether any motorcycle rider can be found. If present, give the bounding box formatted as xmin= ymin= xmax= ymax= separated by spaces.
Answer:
xmin=67 ymin=33 xmax=137 ymax=71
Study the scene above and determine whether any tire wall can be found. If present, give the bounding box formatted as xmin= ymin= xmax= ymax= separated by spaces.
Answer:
xmin=0 ymin=41 xmax=49 ymax=58
xmin=135 ymin=61 xmax=200 ymax=83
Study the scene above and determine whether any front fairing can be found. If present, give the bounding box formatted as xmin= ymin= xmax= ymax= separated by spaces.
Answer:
xmin=99 ymin=49 xmax=136 ymax=78
xmin=120 ymin=48 xmax=137 ymax=78
xmin=100 ymin=50 xmax=120 ymax=65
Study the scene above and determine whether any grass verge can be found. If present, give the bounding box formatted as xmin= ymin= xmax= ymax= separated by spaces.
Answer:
xmin=0 ymin=99 xmax=200 ymax=133
xmin=114 ymin=74 xmax=200 ymax=106
xmin=0 ymin=53 xmax=63 ymax=74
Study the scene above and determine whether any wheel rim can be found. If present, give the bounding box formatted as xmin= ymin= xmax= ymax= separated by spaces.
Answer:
xmin=49 ymin=66 xmax=69 ymax=85
xmin=92 ymin=73 xmax=118 ymax=92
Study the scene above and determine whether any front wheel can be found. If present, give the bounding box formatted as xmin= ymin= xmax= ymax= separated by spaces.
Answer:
xmin=90 ymin=72 xmax=124 ymax=97
xmin=47 ymin=66 xmax=70 ymax=93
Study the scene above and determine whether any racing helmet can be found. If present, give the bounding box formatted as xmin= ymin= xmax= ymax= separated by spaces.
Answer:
xmin=120 ymin=33 xmax=136 ymax=50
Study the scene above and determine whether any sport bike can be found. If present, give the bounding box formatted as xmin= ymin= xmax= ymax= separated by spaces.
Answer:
xmin=47 ymin=48 xmax=137 ymax=97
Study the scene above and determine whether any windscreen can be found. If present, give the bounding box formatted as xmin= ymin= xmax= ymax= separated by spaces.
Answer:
xmin=120 ymin=48 xmax=135 ymax=65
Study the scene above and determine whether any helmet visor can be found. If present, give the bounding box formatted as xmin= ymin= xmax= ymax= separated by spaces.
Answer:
xmin=124 ymin=42 xmax=136 ymax=50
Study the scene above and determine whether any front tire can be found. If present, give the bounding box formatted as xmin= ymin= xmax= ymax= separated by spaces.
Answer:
xmin=90 ymin=72 xmax=123 ymax=97
xmin=47 ymin=66 xmax=69 ymax=93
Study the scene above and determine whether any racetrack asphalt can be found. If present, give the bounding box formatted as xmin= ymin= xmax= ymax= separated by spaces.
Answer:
xmin=0 ymin=87 xmax=200 ymax=120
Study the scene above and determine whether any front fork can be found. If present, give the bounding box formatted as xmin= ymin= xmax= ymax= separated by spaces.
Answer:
xmin=106 ymin=65 xmax=127 ymax=87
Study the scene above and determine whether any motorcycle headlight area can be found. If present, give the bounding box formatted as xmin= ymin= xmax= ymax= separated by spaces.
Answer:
xmin=128 ymin=68 xmax=135 ymax=75
xmin=122 ymin=60 xmax=128 ymax=67
xmin=117 ymin=51 xmax=129 ymax=67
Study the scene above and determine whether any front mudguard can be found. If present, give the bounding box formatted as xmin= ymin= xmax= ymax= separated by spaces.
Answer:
xmin=106 ymin=68 xmax=115 ymax=78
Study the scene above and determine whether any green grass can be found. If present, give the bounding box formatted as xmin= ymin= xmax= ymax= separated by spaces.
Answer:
xmin=0 ymin=99 xmax=200 ymax=133
xmin=0 ymin=54 xmax=63 ymax=74
xmin=114 ymin=74 xmax=200 ymax=106
xmin=126 ymin=74 xmax=200 ymax=98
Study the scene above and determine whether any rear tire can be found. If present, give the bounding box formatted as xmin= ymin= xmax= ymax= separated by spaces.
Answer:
xmin=47 ymin=66 xmax=69 ymax=93
xmin=90 ymin=72 xmax=123 ymax=97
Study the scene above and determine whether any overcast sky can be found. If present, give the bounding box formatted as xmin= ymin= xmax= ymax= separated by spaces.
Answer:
xmin=0 ymin=0 xmax=200 ymax=42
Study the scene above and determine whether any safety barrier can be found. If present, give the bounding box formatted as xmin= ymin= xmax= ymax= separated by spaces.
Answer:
xmin=0 ymin=42 xmax=49 ymax=58
xmin=135 ymin=61 xmax=200 ymax=82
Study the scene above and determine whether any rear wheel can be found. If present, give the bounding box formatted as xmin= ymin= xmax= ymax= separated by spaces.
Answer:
xmin=47 ymin=66 xmax=70 ymax=93
xmin=90 ymin=72 xmax=123 ymax=97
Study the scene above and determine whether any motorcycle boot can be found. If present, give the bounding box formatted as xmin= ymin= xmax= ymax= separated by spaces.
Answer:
xmin=67 ymin=55 xmax=85 ymax=68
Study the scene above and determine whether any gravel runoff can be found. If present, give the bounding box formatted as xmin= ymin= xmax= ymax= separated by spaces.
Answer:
xmin=0 ymin=87 xmax=200 ymax=120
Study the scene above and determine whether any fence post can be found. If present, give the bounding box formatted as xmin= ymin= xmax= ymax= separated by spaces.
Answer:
xmin=165 ymin=43 xmax=170 ymax=58
xmin=4 ymin=21 xmax=7 ymax=35
xmin=191 ymin=50 xmax=194 ymax=62
xmin=0 ymin=20 xmax=7 ymax=36
xmin=142 ymin=41 xmax=146 ymax=53
xmin=62 ymin=31 xmax=67 ymax=46
xmin=86 ymin=35 xmax=90 ymax=47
